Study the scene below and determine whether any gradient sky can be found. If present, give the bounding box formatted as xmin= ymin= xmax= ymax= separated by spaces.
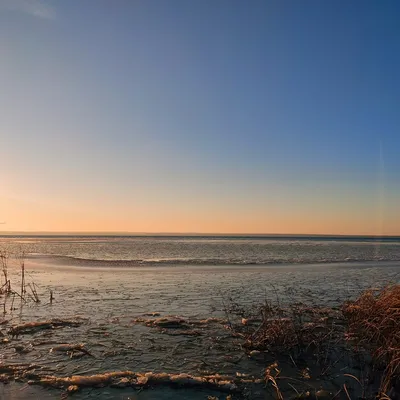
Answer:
xmin=1 ymin=0 xmax=399 ymax=234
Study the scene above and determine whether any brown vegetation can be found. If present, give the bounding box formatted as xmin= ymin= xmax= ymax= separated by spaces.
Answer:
xmin=221 ymin=284 xmax=400 ymax=399
xmin=243 ymin=303 xmax=343 ymax=353
xmin=343 ymin=285 xmax=400 ymax=397
xmin=0 ymin=250 xmax=47 ymax=311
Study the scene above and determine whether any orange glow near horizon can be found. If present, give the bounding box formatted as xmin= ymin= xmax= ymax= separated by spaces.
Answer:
xmin=1 ymin=192 xmax=399 ymax=236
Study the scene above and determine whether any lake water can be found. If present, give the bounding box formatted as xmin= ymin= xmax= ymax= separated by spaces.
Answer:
xmin=2 ymin=234 xmax=400 ymax=266
xmin=0 ymin=235 xmax=399 ymax=399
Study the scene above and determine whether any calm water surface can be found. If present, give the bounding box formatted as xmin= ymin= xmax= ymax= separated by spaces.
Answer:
xmin=0 ymin=235 xmax=399 ymax=399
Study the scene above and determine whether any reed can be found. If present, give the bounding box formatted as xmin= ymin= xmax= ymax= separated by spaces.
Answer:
xmin=221 ymin=284 xmax=400 ymax=399
xmin=343 ymin=284 xmax=400 ymax=396
xmin=0 ymin=250 xmax=11 ymax=294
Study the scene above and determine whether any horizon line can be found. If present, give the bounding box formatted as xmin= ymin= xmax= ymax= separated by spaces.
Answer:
xmin=0 ymin=231 xmax=399 ymax=238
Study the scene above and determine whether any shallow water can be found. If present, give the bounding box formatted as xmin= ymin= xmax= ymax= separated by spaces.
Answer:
xmin=1 ymin=259 xmax=399 ymax=398
xmin=1 ymin=234 xmax=400 ymax=265
xmin=0 ymin=236 xmax=400 ymax=398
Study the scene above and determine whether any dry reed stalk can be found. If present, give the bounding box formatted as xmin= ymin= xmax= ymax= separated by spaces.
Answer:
xmin=244 ymin=303 xmax=341 ymax=355
xmin=27 ymin=283 xmax=40 ymax=303
xmin=10 ymin=292 xmax=15 ymax=311
xmin=0 ymin=251 xmax=10 ymax=293
xmin=343 ymin=284 xmax=400 ymax=396
xmin=20 ymin=258 xmax=26 ymax=299
xmin=265 ymin=363 xmax=284 ymax=400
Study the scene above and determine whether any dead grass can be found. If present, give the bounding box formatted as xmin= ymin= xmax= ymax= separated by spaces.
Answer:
xmin=222 ymin=284 xmax=400 ymax=399
xmin=343 ymin=284 xmax=400 ymax=396
xmin=239 ymin=300 xmax=343 ymax=356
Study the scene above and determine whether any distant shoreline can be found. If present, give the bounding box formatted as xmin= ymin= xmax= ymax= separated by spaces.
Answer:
xmin=1 ymin=232 xmax=400 ymax=240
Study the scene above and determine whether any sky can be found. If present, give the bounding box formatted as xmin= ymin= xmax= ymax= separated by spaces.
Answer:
xmin=0 ymin=0 xmax=399 ymax=235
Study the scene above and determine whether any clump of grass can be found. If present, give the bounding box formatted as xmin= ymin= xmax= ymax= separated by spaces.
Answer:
xmin=221 ymin=285 xmax=400 ymax=398
xmin=242 ymin=300 xmax=342 ymax=357
xmin=343 ymin=284 xmax=400 ymax=395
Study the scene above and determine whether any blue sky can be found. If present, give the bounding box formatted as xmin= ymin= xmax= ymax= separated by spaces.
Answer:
xmin=0 ymin=0 xmax=399 ymax=234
